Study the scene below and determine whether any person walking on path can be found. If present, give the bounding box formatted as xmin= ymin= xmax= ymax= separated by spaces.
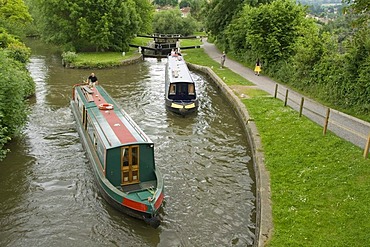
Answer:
xmin=254 ymin=58 xmax=261 ymax=76
xmin=220 ymin=51 xmax=226 ymax=68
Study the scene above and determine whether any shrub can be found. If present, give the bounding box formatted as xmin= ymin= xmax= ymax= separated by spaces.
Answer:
xmin=61 ymin=51 xmax=78 ymax=67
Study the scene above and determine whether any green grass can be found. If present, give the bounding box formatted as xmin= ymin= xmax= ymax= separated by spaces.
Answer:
xmin=184 ymin=50 xmax=370 ymax=246
xmin=72 ymin=48 xmax=138 ymax=68
xmin=180 ymin=38 xmax=202 ymax=47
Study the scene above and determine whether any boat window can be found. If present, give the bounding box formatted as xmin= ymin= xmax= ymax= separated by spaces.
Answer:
xmin=132 ymin=147 xmax=138 ymax=166
xmin=169 ymin=84 xmax=176 ymax=95
xmin=121 ymin=146 xmax=140 ymax=185
xmin=122 ymin=148 xmax=129 ymax=166
xmin=179 ymin=83 xmax=187 ymax=94
xmin=93 ymin=133 xmax=98 ymax=149
xmin=188 ymin=84 xmax=195 ymax=95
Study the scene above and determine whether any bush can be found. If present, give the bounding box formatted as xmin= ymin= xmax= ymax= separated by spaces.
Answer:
xmin=61 ymin=51 xmax=78 ymax=67
xmin=5 ymin=42 xmax=31 ymax=64
xmin=0 ymin=51 xmax=34 ymax=160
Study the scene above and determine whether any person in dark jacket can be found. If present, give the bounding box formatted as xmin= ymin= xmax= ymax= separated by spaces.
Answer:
xmin=87 ymin=72 xmax=98 ymax=86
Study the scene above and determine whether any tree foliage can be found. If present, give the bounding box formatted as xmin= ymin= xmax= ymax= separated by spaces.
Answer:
xmin=0 ymin=51 xmax=34 ymax=160
xmin=0 ymin=28 xmax=31 ymax=63
xmin=204 ymin=0 xmax=245 ymax=40
xmin=248 ymin=0 xmax=308 ymax=63
xmin=188 ymin=0 xmax=207 ymax=22
xmin=30 ymin=0 xmax=153 ymax=52
xmin=343 ymin=0 xmax=370 ymax=14
xmin=152 ymin=9 xmax=197 ymax=36
xmin=204 ymin=0 xmax=274 ymax=41
xmin=0 ymin=0 xmax=32 ymax=35
xmin=225 ymin=0 xmax=309 ymax=65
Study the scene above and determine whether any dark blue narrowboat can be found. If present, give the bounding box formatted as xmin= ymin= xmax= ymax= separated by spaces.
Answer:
xmin=165 ymin=53 xmax=198 ymax=115
xmin=70 ymin=84 xmax=164 ymax=228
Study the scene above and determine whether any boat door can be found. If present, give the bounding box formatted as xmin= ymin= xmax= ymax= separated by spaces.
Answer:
xmin=121 ymin=146 xmax=140 ymax=185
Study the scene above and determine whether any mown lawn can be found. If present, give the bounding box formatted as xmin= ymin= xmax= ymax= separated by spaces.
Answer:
xmin=72 ymin=49 xmax=139 ymax=68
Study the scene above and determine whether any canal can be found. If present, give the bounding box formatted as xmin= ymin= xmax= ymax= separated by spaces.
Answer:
xmin=0 ymin=39 xmax=256 ymax=246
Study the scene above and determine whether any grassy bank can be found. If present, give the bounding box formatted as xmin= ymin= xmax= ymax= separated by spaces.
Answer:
xmin=68 ymin=49 xmax=139 ymax=68
xmin=184 ymin=48 xmax=370 ymax=246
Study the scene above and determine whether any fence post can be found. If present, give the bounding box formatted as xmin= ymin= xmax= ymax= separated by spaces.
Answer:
xmin=323 ymin=108 xmax=330 ymax=135
xmin=299 ymin=97 xmax=304 ymax=117
xmin=274 ymin=84 xmax=278 ymax=98
xmin=363 ymin=134 xmax=370 ymax=159
xmin=284 ymin=89 xmax=289 ymax=107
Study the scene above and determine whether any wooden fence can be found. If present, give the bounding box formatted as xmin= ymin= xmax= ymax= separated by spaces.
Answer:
xmin=273 ymin=84 xmax=370 ymax=159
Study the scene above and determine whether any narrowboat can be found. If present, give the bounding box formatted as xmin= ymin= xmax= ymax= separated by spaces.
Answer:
xmin=70 ymin=84 xmax=164 ymax=228
xmin=165 ymin=52 xmax=198 ymax=115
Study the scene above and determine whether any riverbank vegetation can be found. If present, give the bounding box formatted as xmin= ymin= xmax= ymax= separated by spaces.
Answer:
xmin=0 ymin=0 xmax=35 ymax=160
xmin=62 ymin=49 xmax=140 ymax=69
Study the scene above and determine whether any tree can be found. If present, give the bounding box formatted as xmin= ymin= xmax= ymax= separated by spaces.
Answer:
xmin=0 ymin=0 xmax=32 ymax=35
xmin=188 ymin=0 xmax=207 ymax=22
xmin=135 ymin=0 xmax=154 ymax=34
xmin=343 ymin=0 xmax=370 ymax=14
xmin=341 ymin=0 xmax=370 ymax=27
xmin=243 ymin=0 xmax=309 ymax=64
xmin=152 ymin=9 xmax=197 ymax=36
xmin=204 ymin=0 xmax=245 ymax=39
xmin=29 ymin=0 xmax=153 ymax=52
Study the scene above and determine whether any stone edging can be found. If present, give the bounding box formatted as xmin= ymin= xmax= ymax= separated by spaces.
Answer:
xmin=120 ymin=54 xmax=143 ymax=66
xmin=187 ymin=63 xmax=273 ymax=247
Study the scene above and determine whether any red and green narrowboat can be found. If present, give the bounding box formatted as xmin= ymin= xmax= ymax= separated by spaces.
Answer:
xmin=70 ymin=84 xmax=164 ymax=228
xmin=165 ymin=53 xmax=198 ymax=115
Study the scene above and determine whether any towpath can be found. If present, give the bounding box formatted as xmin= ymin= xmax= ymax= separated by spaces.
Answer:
xmin=201 ymin=40 xmax=370 ymax=151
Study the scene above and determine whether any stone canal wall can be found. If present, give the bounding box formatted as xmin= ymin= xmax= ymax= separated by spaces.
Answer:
xmin=187 ymin=63 xmax=273 ymax=247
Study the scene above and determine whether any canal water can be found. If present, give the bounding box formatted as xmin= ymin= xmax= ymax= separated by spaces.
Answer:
xmin=0 ymin=39 xmax=256 ymax=246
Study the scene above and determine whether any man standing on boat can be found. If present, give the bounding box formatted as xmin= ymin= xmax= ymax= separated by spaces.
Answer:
xmin=88 ymin=72 xmax=98 ymax=86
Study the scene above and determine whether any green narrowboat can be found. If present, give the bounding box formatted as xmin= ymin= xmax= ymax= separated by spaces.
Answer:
xmin=70 ymin=84 xmax=164 ymax=228
xmin=165 ymin=52 xmax=198 ymax=115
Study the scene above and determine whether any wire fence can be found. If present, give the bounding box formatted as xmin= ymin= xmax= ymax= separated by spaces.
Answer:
xmin=273 ymin=84 xmax=370 ymax=158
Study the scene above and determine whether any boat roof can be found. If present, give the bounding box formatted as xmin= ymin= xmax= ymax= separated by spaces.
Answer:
xmin=77 ymin=85 xmax=152 ymax=149
xmin=166 ymin=54 xmax=194 ymax=84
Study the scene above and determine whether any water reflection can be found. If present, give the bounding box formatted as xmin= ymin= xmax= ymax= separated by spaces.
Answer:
xmin=0 ymin=39 xmax=256 ymax=246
